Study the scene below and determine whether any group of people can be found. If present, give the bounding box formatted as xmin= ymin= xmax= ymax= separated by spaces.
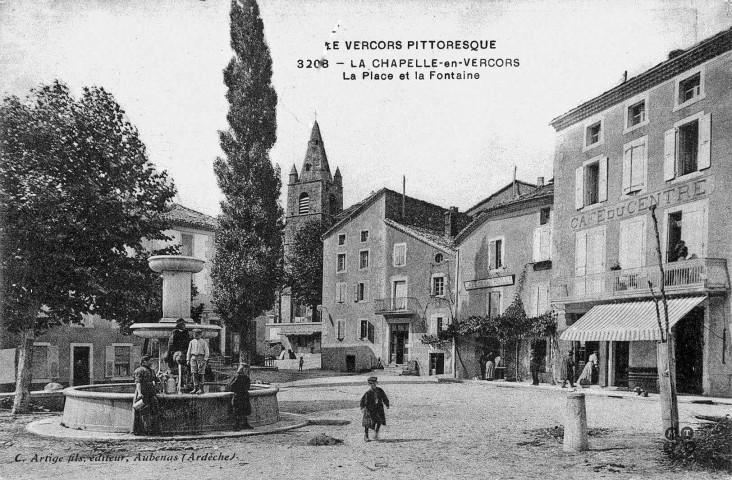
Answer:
xmin=481 ymin=352 xmax=503 ymax=380
xmin=131 ymin=318 xmax=254 ymax=435
xmin=558 ymin=349 xmax=598 ymax=389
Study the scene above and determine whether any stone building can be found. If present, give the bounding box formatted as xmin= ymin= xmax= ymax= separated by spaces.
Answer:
xmin=266 ymin=122 xmax=343 ymax=368
xmin=550 ymin=27 xmax=732 ymax=396
xmin=455 ymin=180 xmax=554 ymax=381
xmin=320 ymin=188 xmax=468 ymax=374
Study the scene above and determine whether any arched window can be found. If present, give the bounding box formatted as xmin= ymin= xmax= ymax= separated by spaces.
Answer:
xmin=329 ymin=194 xmax=338 ymax=216
xmin=298 ymin=193 xmax=310 ymax=215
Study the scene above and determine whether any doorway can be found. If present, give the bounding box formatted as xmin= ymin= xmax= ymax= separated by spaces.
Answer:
xmin=612 ymin=341 xmax=629 ymax=387
xmin=345 ymin=355 xmax=356 ymax=373
xmin=71 ymin=345 xmax=91 ymax=386
xmin=390 ymin=323 xmax=409 ymax=364
xmin=675 ymin=307 xmax=704 ymax=395
xmin=429 ymin=353 xmax=445 ymax=375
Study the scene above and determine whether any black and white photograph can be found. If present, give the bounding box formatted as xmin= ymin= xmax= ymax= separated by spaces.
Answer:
xmin=2 ymin=0 xmax=732 ymax=478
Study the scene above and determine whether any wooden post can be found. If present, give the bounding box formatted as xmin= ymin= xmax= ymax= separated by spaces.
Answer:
xmin=564 ymin=393 xmax=588 ymax=452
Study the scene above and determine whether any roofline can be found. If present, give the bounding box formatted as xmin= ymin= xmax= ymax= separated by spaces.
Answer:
xmin=167 ymin=203 xmax=218 ymax=231
xmin=455 ymin=189 xmax=553 ymax=244
xmin=466 ymin=180 xmax=536 ymax=214
xmin=550 ymin=26 xmax=732 ymax=131
xmin=384 ymin=219 xmax=455 ymax=255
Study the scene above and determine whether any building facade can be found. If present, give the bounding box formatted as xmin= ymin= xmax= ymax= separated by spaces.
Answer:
xmin=550 ymin=28 xmax=732 ymax=396
xmin=321 ymin=188 xmax=465 ymax=375
xmin=455 ymin=181 xmax=555 ymax=380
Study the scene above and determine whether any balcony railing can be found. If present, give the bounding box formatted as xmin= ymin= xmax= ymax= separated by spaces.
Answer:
xmin=374 ymin=297 xmax=421 ymax=316
xmin=552 ymin=257 xmax=729 ymax=303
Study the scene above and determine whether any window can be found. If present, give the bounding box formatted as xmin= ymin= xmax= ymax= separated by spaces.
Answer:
xmin=181 ymin=233 xmax=194 ymax=256
xmin=432 ymin=275 xmax=445 ymax=297
xmin=359 ymin=250 xmax=369 ymax=269
xmin=539 ymin=207 xmax=550 ymax=225
xmin=360 ymin=320 xmax=375 ymax=342
xmin=624 ymin=94 xmax=649 ymax=133
xmin=393 ymin=243 xmax=407 ymax=267
xmin=533 ymin=226 xmax=551 ymax=262
xmin=487 ymin=291 xmax=501 ymax=318
xmin=533 ymin=284 xmax=550 ymax=317
xmin=574 ymin=156 xmax=608 ymax=210
xmin=664 ymin=112 xmax=711 ymax=181
xmin=664 ymin=200 xmax=707 ymax=262
xmin=337 ymin=253 xmax=346 ymax=272
xmin=627 ymin=100 xmax=646 ymax=128
xmin=434 ymin=253 xmax=444 ymax=263
xmin=356 ymin=282 xmax=368 ymax=302
xmin=583 ymin=118 xmax=604 ymax=151
xmin=675 ymin=70 xmax=704 ymax=110
xmin=298 ymin=193 xmax=310 ymax=215
xmin=619 ymin=217 xmax=646 ymax=269
xmin=431 ymin=316 xmax=446 ymax=335
xmin=114 ymin=345 xmax=131 ymax=377
xmin=338 ymin=233 xmax=346 ymax=245
xmin=360 ymin=230 xmax=369 ymax=242
xmin=488 ymin=238 xmax=504 ymax=270
xmin=622 ymin=136 xmax=647 ymax=195
xmin=336 ymin=282 xmax=347 ymax=303
xmin=336 ymin=320 xmax=345 ymax=341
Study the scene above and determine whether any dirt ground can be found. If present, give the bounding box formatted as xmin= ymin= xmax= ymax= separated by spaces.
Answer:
xmin=0 ymin=380 xmax=730 ymax=480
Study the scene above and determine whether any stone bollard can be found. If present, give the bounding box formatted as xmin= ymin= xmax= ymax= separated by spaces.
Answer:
xmin=563 ymin=392 xmax=588 ymax=452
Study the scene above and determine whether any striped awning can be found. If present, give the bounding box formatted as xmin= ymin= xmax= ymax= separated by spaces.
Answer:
xmin=560 ymin=296 xmax=705 ymax=342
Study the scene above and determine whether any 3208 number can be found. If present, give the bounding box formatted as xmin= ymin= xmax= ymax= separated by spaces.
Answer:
xmin=297 ymin=59 xmax=329 ymax=68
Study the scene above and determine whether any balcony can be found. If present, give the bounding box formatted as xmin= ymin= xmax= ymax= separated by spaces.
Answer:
xmin=374 ymin=297 xmax=421 ymax=317
xmin=552 ymin=257 xmax=729 ymax=303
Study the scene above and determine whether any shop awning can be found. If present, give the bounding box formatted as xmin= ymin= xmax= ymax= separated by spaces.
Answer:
xmin=560 ymin=296 xmax=705 ymax=342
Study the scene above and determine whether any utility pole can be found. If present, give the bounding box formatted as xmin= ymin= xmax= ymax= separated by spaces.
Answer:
xmin=648 ymin=204 xmax=679 ymax=439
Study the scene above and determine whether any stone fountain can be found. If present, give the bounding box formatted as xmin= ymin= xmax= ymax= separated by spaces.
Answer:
xmin=59 ymin=255 xmax=281 ymax=435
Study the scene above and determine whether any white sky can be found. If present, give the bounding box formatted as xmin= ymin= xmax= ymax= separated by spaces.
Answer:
xmin=2 ymin=0 xmax=730 ymax=217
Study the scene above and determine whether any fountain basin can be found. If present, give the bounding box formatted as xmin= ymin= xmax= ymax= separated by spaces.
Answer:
xmin=129 ymin=322 xmax=220 ymax=339
xmin=148 ymin=255 xmax=205 ymax=273
xmin=62 ymin=383 xmax=279 ymax=435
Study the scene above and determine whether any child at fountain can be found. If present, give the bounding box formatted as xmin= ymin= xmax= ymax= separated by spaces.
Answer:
xmin=227 ymin=363 xmax=254 ymax=430
xmin=187 ymin=328 xmax=209 ymax=394
xmin=360 ymin=376 xmax=389 ymax=442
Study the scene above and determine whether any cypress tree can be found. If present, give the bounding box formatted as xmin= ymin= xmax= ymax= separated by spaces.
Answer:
xmin=212 ymin=0 xmax=283 ymax=362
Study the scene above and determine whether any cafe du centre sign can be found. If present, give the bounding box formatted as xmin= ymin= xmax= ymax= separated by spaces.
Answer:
xmin=570 ymin=176 xmax=713 ymax=230
xmin=465 ymin=274 xmax=515 ymax=291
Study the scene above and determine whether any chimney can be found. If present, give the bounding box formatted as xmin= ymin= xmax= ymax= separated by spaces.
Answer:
xmin=444 ymin=206 xmax=459 ymax=238
xmin=668 ymin=48 xmax=685 ymax=60
xmin=536 ymin=176 xmax=544 ymax=187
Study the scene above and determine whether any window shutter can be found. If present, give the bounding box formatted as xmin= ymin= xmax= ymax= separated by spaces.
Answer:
xmin=368 ymin=323 xmax=375 ymax=343
xmin=542 ymin=228 xmax=552 ymax=260
xmin=598 ymin=157 xmax=608 ymax=202
xmin=622 ymin=147 xmax=631 ymax=193
xmin=664 ymin=128 xmax=676 ymax=181
xmin=682 ymin=207 xmax=706 ymax=258
xmin=105 ymin=346 xmax=115 ymax=377
xmin=48 ymin=346 xmax=59 ymax=379
xmin=488 ymin=240 xmax=497 ymax=270
xmin=619 ymin=221 xmax=630 ymax=269
xmin=698 ymin=112 xmax=711 ymax=170
xmin=490 ymin=292 xmax=501 ymax=318
xmin=575 ymin=231 xmax=587 ymax=276
xmin=533 ymin=227 xmax=542 ymax=262
xmin=365 ymin=281 xmax=370 ymax=301
xmin=353 ymin=284 xmax=359 ymax=302
xmin=532 ymin=286 xmax=540 ymax=317
xmin=131 ymin=345 xmax=142 ymax=375
xmin=575 ymin=166 xmax=584 ymax=210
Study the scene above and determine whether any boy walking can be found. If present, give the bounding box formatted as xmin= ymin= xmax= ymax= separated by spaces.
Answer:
xmin=360 ymin=376 xmax=389 ymax=442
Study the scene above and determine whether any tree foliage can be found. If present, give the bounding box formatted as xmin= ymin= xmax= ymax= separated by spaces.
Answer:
xmin=212 ymin=0 xmax=283 ymax=360
xmin=0 ymin=81 xmax=176 ymax=411
xmin=286 ymin=219 xmax=329 ymax=315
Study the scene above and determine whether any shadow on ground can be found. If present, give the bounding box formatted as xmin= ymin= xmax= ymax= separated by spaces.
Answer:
xmin=279 ymin=400 xmax=360 ymax=414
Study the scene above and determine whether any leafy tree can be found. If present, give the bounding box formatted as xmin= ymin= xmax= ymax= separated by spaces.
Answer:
xmin=286 ymin=219 xmax=329 ymax=319
xmin=212 ymin=0 xmax=283 ymax=362
xmin=0 ymin=82 xmax=176 ymax=412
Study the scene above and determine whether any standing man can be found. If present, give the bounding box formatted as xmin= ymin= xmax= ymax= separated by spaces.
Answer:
xmin=133 ymin=355 xmax=160 ymax=435
xmin=360 ymin=376 xmax=389 ymax=442
xmin=187 ymin=328 xmax=209 ymax=394
xmin=530 ymin=348 xmax=541 ymax=386
xmin=167 ymin=318 xmax=190 ymax=371
xmin=227 ymin=363 xmax=253 ymax=430
xmin=560 ymin=349 xmax=576 ymax=388
xmin=299 ymin=355 xmax=304 ymax=372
